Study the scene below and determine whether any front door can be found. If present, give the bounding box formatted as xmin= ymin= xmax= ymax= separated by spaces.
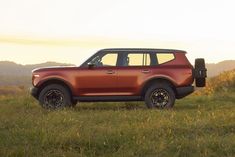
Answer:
xmin=77 ymin=52 xmax=118 ymax=96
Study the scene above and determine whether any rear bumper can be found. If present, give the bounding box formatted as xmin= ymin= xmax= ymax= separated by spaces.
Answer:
xmin=176 ymin=86 xmax=194 ymax=99
xmin=30 ymin=87 xmax=39 ymax=99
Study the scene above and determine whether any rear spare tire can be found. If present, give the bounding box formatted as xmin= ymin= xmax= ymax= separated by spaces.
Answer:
xmin=145 ymin=84 xmax=175 ymax=109
xmin=39 ymin=84 xmax=72 ymax=109
xmin=194 ymin=58 xmax=207 ymax=87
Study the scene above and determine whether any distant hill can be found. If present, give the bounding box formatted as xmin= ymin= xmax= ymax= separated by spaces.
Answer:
xmin=0 ymin=61 xmax=74 ymax=86
xmin=0 ymin=61 xmax=74 ymax=76
xmin=0 ymin=60 xmax=234 ymax=86
xmin=206 ymin=60 xmax=235 ymax=77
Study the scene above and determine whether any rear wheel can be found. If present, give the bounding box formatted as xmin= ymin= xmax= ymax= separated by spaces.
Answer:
xmin=145 ymin=84 xmax=175 ymax=109
xmin=194 ymin=58 xmax=207 ymax=87
xmin=39 ymin=84 xmax=72 ymax=109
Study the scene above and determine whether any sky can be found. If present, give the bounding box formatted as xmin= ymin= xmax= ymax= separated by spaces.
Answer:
xmin=0 ymin=0 xmax=235 ymax=65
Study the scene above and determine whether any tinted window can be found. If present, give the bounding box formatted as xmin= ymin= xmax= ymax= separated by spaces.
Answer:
xmin=125 ymin=53 xmax=150 ymax=66
xmin=89 ymin=53 xmax=118 ymax=67
xmin=156 ymin=53 xmax=175 ymax=64
xmin=101 ymin=53 xmax=118 ymax=66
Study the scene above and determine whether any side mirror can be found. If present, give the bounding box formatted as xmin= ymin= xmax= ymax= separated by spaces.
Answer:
xmin=88 ymin=62 xmax=95 ymax=68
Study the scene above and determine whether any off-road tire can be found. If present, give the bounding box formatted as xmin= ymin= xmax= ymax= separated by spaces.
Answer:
xmin=194 ymin=58 xmax=207 ymax=87
xmin=39 ymin=84 xmax=72 ymax=109
xmin=145 ymin=83 xmax=175 ymax=109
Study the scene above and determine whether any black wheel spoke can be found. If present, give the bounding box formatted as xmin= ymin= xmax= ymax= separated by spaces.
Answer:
xmin=150 ymin=88 xmax=170 ymax=108
xmin=44 ymin=89 xmax=65 ymax=109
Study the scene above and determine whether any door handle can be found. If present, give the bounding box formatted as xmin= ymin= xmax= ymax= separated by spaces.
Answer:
xmin=141 ymin=70 xmax=150 ymax=73
xmin=106 ymin=70 xmax=115 ymax=74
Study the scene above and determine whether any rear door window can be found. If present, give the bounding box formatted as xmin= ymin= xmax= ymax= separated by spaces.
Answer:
xmin=124 ymin=53 xmax=150 ymax=66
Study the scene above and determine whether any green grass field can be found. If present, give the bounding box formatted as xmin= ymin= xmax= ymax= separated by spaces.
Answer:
xmin=0 ymin=91 xmax=235 ymax=157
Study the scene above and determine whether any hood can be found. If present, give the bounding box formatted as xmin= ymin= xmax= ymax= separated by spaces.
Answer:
xmin=32 ymin=66 xmax=77 ymax=73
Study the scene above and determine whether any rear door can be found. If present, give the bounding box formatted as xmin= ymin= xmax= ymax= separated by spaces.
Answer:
xmin=117 ymin=52 xmax=153 ymax=95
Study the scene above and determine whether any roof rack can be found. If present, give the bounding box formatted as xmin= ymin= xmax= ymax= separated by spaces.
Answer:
xmin=100 ymin=48 xmax=186 ymax=53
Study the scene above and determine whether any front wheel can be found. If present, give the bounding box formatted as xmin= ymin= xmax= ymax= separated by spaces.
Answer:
xmin=38 ymin=84 xmax=72 ymax=109
xmin=144 ymin=84 xmax=175 ymax=109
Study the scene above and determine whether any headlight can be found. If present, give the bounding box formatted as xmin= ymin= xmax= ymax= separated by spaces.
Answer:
xmin=33 ymin=74 xmax=40 ymax=78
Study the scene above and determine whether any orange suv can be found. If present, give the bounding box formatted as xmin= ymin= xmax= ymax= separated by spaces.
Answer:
xmin=30 ymin=48 xmax=207 ymax=109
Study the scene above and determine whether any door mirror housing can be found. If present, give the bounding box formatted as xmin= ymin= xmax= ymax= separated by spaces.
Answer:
xmin=88 ymin=62 xmax=95 ymax=68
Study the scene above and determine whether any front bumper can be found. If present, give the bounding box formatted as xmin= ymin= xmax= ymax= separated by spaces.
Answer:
xmin=176 ymin=86 xmax=194 ymax=99
xmin=30 ymin=87 xmax=39 ymax=99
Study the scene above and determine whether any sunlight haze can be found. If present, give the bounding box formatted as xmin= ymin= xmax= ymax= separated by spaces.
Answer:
xmin=0 ymin=0 xmax=235 ymax=65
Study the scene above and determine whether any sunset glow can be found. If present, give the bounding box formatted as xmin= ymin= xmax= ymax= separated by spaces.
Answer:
xmin=0 ymin=0 xmax=235 ymax=65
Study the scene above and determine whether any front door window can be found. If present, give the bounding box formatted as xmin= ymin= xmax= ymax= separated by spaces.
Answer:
xmin=89 ymin=53 xmax=118 ymax=67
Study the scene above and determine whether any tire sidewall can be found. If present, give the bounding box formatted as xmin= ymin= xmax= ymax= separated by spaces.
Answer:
xmin=145 ymin=84 xmax=175 ymax=109
xmin=39 ymin=84 xmax=72 ymax=109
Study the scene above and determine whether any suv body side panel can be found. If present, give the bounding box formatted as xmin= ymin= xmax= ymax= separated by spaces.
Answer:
xmin=74 ymin=67 xmax=118 ymax=96
xmin=117 ymin=65 xmax=193 ymax=96
xmin=33 ymin=68 xmax=78 ymax=95
xmin=116 ymin=66 xmax=153 ymax=95
xmin=35 ymin=69 xmax=119 ymax=97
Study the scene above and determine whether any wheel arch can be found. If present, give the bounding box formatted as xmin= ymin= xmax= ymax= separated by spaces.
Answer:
xmin=36 ymin=78 xmax=74 ymax=99
xmin=141 ymin=77 xmax=177 ymax=97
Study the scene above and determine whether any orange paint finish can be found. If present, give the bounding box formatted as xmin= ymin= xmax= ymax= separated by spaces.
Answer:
xmin=31 ymin=49 xmax=196 ymax=98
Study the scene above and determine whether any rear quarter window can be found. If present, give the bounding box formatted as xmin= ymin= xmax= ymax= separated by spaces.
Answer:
xmin=156 ymin=53 xmax=175 ymax=64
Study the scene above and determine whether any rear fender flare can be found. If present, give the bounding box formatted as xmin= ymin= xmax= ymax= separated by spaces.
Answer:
xmin=141 ymin=76 xmax=177 ymax=97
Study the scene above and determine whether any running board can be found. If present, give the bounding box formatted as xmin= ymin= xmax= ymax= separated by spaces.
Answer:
xmin=74 ymin=96 xmax=142 ymax=102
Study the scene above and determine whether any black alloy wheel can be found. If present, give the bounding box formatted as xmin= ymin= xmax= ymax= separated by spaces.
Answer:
xmin=145 ymin=83 xmax=175 ymax=109
xmin=43 ymin=89 xmax=65 ymax=109
xmin=150 ymin=88 xmax=170 ymax=108
xmin=39 ymin=84 xmax=72 ymax=109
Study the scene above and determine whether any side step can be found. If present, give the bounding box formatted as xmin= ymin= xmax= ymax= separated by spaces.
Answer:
xmin=74 ymin=96 xmax=142 ymax=102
